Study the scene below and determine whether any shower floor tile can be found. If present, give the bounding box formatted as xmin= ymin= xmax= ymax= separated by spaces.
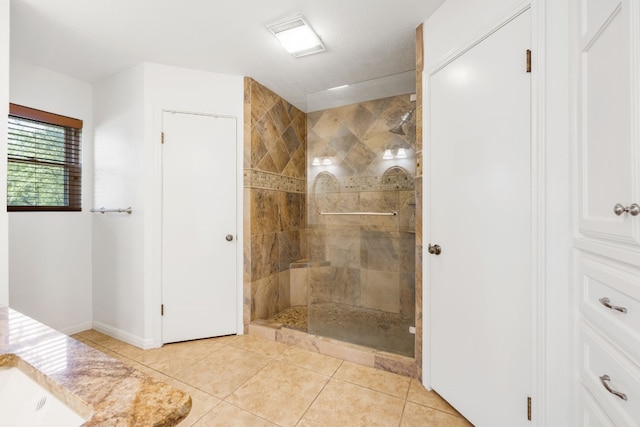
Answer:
xmin=71 ymin=330 xmax=473 ymax=426
xmin=267 ymin=303 xmax=415 ymax=357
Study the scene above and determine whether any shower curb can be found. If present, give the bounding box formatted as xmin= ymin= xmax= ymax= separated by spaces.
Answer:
xmin=248 ymin=322 xmax=418 ymax=379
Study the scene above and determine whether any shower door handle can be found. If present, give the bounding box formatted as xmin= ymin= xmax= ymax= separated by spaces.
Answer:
xmin=428 ymin=244 xmax=441 ymax=255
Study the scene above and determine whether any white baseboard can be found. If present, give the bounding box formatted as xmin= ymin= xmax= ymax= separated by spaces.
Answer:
xmin=92 ymin=321 xmax=159 ymax=350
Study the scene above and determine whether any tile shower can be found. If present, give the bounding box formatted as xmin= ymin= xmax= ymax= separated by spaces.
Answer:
xmin=244 ymin=77 xmax=418 ymax=367
xmin=302 ymin=96 xmax=417 ymax=357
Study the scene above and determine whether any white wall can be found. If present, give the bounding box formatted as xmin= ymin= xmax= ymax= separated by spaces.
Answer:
xmin=0 ymin=0 xmax=9 ymax=306
xmin=92 ymin=64 xmax=146 ymax=343
xmin=422 ymin=0 xmax=572 ymax=424
xmin=8 ymin=58 xmax=93 ymax=333
xmin=92 ymin=63 xmax=244 ymax=347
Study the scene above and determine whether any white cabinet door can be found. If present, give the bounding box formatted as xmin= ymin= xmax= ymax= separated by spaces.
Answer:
xmin=427 ymin=10 xmax=532 ymax=426
xmin=577 ymin=0 xmax=640 ymax=246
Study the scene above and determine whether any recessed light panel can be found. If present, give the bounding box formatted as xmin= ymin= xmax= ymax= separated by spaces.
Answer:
xmin=267 ymin=15 xmax=325 ymax=58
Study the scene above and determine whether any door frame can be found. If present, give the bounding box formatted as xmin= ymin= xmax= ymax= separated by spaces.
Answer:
xmin=148 ymin=105 xmax=244 ymax=348
xmin=422 ymin=1 xmax=571 ymax=424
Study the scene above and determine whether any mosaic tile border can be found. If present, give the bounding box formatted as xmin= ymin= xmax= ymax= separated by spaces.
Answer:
xmin=310 ymin=173 xmax=415 ymax=194
xmin=244 ymin=169 xmax=306 ymax=193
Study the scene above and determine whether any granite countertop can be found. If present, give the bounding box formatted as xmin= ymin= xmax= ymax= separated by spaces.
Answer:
xmin=0 ymin=307 xmax=191 ymax=426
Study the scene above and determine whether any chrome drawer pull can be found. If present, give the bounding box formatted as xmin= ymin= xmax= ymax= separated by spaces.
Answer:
xmin=599 ymin=375 xmax=627 ymax=401
xmin=598 ymin=297 xmax=628 ymax=313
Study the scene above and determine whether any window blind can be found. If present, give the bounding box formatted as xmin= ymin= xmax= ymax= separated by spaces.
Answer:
xmin=7 ymin=104 xmax=82 ymax=211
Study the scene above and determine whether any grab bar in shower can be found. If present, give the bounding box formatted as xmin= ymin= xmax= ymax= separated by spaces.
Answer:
xmin=90 ymin=207 xmax=133 ymax=214
xmin=320 ymin=211 xmax=397 ymax=216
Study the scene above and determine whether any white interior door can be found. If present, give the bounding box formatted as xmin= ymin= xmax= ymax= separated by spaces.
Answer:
xmin=162 ymin=111 xmax=237 ymax=344
xmin=428 ymin=10 xmax=532 ymax=426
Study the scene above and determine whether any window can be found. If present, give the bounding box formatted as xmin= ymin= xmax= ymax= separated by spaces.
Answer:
xmin=7 ymin=104 xmax=82 ymax=211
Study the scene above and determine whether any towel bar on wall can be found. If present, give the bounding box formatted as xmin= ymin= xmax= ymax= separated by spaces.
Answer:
xmin=320 ymin=211 xmax=397 ymax=216
xmin=90 ymin=207 xmax=133 ymax=214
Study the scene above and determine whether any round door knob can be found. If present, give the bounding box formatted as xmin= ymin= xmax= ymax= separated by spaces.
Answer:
xmin=614 ymin=203 xmax=640 ymax=216
xmin=428 ymin=244 xmax=441 ymax=255
xmin=225 ymin=234 xmax=234 ymax=241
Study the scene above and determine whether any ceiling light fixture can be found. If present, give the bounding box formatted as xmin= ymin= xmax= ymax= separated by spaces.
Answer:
xmin=267 ymin=15 xmax=325 ymax=58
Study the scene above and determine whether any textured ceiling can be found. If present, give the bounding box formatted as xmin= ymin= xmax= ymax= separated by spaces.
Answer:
xmin=9 ymin=0 xmax=446 ymax=111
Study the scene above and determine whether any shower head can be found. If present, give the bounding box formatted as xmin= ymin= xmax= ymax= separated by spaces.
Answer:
xmin=389 ymin=107 xmax=416 ymax=135
xmin=389 ymin=124 xmax=406 ymax=135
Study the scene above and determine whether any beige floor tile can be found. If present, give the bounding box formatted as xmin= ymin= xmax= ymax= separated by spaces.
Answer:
xmin=229 ymin=335 xmax=290 ymax=358
xmin=102 ymin=339 xmax=146 ymax=360
xmin=135 ymin=338 xmax=223 ymax=366
xmin=73 ymin=329 xmax=109 ymax=343
xmin=70 ymin=334 xmax=88 ymax=343
xmin=147 ymin=341 xmax=225 ymax=378
xmin=70 ymin=331 xmax=88 ymax=339
xmin=406 ymin=379 xmax=463 ymax=417
xmin=274 ymin=346 xmax=343 ymax=376
xmin=78 ymin=331 xmax=145 ymax=361
xmin=168 ymin=379 xmax=221 ymax=426
xmin=174 ymin=346 xmax=271 ymax=398
xmin=77 ymin=339 xmax=109 ymax=352
xmin=127 ymin=361 xmax=172 ymax=383
xmin=94 ymin=347 xmax=129 ymax=362
xmin=192 ymin=402 xmax=277 ymax=427
xmin=298 ymin=378 xmax=405 ymax=427
xmin=226 ymin=360 xmax=329 ymax=427
xmin=148 ymin=357 xmax=203 ymax=378
xmin=209 ymin=334 xmax=241 ymax=345
xmin=334 ymin=361 xmax=410 ymax=398
xmin=400 ymin=401 xmax=474 ymax=427
xmin=81 ymin=330 xmax=129 ymax=350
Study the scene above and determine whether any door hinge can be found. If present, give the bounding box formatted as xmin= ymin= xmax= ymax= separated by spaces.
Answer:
xmin=527 ymin=396 xmax=532 ymax=421
xmin=526 ymin=50 xmax=532 ymax=73
xmin=161 ymin=304 xmax=164 ymax=316
xmin=161 ymin=132 xmax=165 ymax=144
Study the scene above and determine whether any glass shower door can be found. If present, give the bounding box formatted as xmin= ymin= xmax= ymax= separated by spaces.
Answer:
xmin=306 ymin=94 xmax=416 ymax=357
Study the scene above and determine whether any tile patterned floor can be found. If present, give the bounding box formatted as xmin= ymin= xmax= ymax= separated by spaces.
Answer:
xmin=72 ymin=330 xmax=473 ymax=427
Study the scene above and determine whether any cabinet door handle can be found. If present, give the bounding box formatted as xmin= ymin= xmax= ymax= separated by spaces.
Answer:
xmin=598 ymin=297 xmax=628 ymax=313
xmin=613 ymin=203 xmax=640 ymax=216
xmin=599 ymin=375 xmax=628 ymax=401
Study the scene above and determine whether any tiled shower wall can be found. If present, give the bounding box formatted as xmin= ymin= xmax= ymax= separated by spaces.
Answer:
xmin=306 ymin=94 xmax=417 ymax=327
xmin=243 ymin=78 xmax=307 ymax=329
